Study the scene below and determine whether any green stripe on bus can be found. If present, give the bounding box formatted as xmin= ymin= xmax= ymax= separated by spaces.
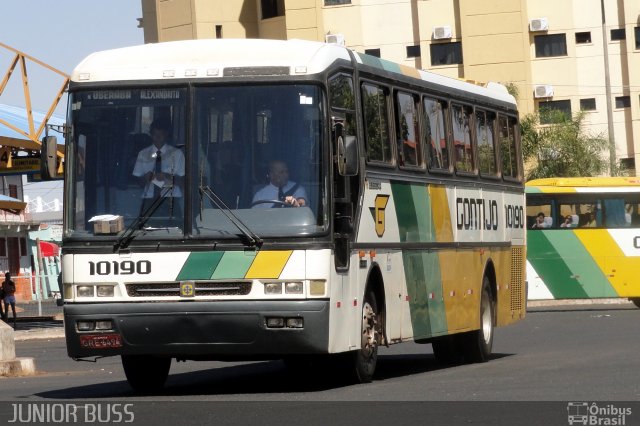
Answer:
xmin=176 ymin=252 xmax=224 ymax=281
xmin=391 ymin=182 xmax=435 ymax=242
xmin=402 ymin=250 xmax=448 ymax=339
xmin=543 ymin=231 xmax=618 ymax=298
xmin=210 ymin=251 xmax=256 ymax=279
xmin=526 ymin=231 xmax=589 ymax=298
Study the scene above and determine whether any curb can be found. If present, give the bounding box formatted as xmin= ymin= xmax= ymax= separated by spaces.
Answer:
xmin=0 ymin=357 xmax=36 ymax=376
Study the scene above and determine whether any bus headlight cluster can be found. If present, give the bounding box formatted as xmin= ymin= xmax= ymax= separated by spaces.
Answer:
xmin=76 ymin=320 xmax=114 ymax=332
xmin=264 ymin=282 xmax=304 ymax=295
xmin=76 ymin=284 xmax=116 ymax=298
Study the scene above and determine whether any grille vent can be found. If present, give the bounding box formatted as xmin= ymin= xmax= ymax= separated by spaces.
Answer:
xmin=510 ymin=247 xmax=524 ymax=311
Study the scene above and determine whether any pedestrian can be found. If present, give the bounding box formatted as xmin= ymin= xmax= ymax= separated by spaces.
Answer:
xmin=2 ymin=272 xmax=17 ymax=328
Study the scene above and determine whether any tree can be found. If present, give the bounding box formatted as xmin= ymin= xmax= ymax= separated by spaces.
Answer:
xmin=520 ymin=109 xmax=611 ymax=180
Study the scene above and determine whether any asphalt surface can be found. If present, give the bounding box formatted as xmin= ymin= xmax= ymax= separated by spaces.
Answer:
xmin=1 ymin=304 xmax=639 ymax=425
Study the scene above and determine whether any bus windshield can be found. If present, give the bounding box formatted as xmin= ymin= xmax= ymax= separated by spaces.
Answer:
xmin=66 ymin=84 xmax=326 ymax=240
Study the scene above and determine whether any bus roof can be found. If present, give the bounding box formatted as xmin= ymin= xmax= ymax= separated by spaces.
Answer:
xmin=70 ymin=39 xmax=515 ymax=106
xmin=526 ymin=177 xmax=640 ymax=194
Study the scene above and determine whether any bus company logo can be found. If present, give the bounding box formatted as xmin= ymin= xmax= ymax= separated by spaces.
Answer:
xmin=371 ymin=194 xmax=390 ymax=237
xmin=567 ymin=402 xmax=631 ymax=425
xmin=180 ymin=281 xmax=195 ymax=297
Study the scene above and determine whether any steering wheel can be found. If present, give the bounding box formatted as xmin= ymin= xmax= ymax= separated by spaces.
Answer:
xmin=251 ymin=199 xmax=292 ymax=208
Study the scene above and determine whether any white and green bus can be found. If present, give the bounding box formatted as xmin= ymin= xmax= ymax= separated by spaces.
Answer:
xmin=58 ymin=39 xmax=526 ymax=392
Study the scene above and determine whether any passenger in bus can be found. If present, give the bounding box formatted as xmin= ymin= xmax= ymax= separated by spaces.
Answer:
xmin=252 ymin=160 xmax=307 ymax=208
xmin=582 ymin=212 xmax=597 ymax=228
xmin=132 ymin=119 xmax=185 ymax=216
xmin=560 ymin=215 xmax=574 ymax=228
xmin=531 ymin=212 xmax=550 ymax=229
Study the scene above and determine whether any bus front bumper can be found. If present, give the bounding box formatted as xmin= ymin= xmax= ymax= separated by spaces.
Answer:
xmin=63 ymin=300 xmax=329 ymax=359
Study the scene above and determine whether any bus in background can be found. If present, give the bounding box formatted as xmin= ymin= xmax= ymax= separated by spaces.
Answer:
xmin=526 ymin=177 xmax=640 ymax=306
xmin=55 ymin=39 xmax=526 ymax=392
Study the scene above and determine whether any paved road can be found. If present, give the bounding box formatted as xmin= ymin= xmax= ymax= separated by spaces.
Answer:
xmin=1 ymin=305 xmax=639 ymax=425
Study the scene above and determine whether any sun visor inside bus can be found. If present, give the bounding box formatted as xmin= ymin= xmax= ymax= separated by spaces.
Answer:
xmin=223 ymin=67 xmax=290 ymax=77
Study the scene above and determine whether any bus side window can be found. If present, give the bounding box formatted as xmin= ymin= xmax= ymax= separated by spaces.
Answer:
xmin=395 ymin=91 xmax=422 ymax=168
xmin=361 ymin=82 xmax=392 ymax=164
xmin=499 ymin=115 xmax=520 ymax=180
xmin=423 ymin=97 xmax=450 ymax=171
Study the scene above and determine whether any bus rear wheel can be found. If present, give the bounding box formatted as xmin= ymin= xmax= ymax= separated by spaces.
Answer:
xmin=121 ymin=355 xmax=171 ymax=393
xmin=630 ymin=298 xmax=640 ymax=309
xmin=463 ymin=277 xmax=495 ymax=363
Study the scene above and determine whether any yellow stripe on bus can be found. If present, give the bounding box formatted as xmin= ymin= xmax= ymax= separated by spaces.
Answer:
xmin=573 ymin=230 xmax=636 ymax=297
xmin=429 ymin=185 xmax=453 ymax=243
xmin=244 ymin=250 xmax=293 ymax=279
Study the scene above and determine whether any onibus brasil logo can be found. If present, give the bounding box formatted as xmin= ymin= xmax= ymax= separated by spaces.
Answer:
xmin=567 ymin=402 xmax=632 ymax=425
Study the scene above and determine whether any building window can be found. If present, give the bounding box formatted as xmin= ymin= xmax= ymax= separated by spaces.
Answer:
xmin=635 ymin=27 xmax=640 ymax=49
xmin=615 ymin=96 xmax=630 ymax=108
xmin=610 ymin=28 xmax=626 ymax=41
xmin=406 ymin=45 xmax=421 ymax=58
xmin=534 ymin=34 xmax=568 ymax=57
xmin=361 ymin=83 xmax=392 ymax=164
xmin=0 ymin=238 xmax=6 ymax=257
xmin=539 ymin=100 xmax=572 ymax=124
xmin=8 ymin=184 xmax=17 ymax=199
xmin=620 ymin=158 xmax=635 ymax=171
xmin=261 ymin=0 xmax=284 ymax=20
xmin=325 ymin=0 xmax=351 ymax=5
xmin=215 ymin=25 xmax=223 ymax=39
xmin=19 ymin=238 xmax=27 ymax=257
xmin=364 ymin=48 xmax=381 ymax=58
xmin=575 ymin=32 xmax=592 ymax=44
xmin=430 ymin=42 xmax=463 ymax=66
xmin=580 ymin=98 xmax=596 ymax=111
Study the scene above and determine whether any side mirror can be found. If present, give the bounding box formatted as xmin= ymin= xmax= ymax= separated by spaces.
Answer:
xmin=334 ymin=122 xmax=358 ymax=176
xmin=40 ymin=135 xmax=58 ymax=180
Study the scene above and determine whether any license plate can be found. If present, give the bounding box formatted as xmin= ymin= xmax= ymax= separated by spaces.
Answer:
xmin=79 ymin=333 xmax=123 ymax=349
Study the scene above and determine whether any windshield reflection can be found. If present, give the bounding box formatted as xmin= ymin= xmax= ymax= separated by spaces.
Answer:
xmin=66 ymin=84 xmax=325 ymax=241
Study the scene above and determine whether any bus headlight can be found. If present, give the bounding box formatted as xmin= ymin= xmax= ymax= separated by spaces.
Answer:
xmin=265 ymin=282 xmax=282 ymax=295
xmin=77 ymin=286 xmax=95 ymax=298
xmin=284 ymin=282 xmax=303 ymax=294
xmin=96 ymin=285 xmax=114 ymax=297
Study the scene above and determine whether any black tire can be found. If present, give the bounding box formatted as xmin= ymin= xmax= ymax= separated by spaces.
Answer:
xmin=463 ymin=277 xmax=495 ymax=363
xmin=121 ymin=355 xmax=171 ymax=393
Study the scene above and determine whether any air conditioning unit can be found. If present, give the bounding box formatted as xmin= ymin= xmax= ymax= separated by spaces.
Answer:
xmin=529 ymin=18 xmax=549 ymax=32
xmin=325 ymin=33 xmax=345 ymax=46
xmin=534 ymin=84 xmax=554 ymax=98
xmin=433 ymin=26 xmax=452 ymax=40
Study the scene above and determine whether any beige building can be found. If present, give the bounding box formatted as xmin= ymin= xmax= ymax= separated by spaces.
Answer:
xmin=140 ymin=0 xmax=640 ymax=174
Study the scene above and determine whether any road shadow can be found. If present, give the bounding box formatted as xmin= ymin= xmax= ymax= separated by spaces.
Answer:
xmin=35 ymin=352 xmax=513 ymax=399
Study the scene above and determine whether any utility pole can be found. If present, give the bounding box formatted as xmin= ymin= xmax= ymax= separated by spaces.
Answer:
xmin=600 ymin=0 xmax=616 ymax=174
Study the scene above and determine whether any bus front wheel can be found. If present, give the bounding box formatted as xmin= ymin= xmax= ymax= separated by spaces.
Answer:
xmin=349 ymin=290 xmax=380 ymax=383
xmin=121 ymin=355 xmax=171 ymax=393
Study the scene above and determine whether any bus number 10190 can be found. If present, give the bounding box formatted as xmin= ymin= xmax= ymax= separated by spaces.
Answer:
xmin=88 ymin=260 xmax=152 ymax=276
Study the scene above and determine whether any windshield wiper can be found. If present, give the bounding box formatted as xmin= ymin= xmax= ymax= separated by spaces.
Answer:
xmin=199 ymin=185 xmax=263 ymax=248
xmin=113 ymin=186 xmax=173 ymax=252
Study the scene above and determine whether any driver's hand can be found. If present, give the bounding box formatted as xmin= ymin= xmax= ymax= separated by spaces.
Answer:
xmin=284 ymin=196 xmax=300 ymax=207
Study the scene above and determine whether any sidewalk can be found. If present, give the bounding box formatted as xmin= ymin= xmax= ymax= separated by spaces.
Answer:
xmin=10 ymin=320 xmax=65 ymax=341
